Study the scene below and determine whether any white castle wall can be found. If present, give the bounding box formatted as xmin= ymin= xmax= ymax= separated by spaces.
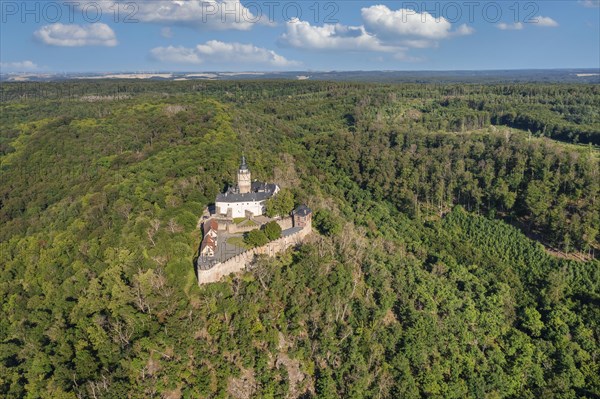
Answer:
xmin=216 ymin=200 xmax=265 ymax=219
xmin=197 ymin=223 xmax=311 ymax=285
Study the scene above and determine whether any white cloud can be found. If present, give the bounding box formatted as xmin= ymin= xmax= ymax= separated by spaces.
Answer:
xmin=0 ymin=60 xmax=38 ymax=72
xmin=580 ymin=0 xmax=600 ymax=7
xmin=150 ymin=41 xmax=298 ymax=67
xmin=280 ymin=18 xmax=399 ymax=52
xmin=280 ymin=6 xmax=473 ymax=54
xmin=279 ymin=5 xmax=474 ymax=61
xmin=533 ymin=16 xmax=559 ymax=27
xmin=124 ymin=0 xmax=260 ymax=30
xmin=454 ymin=24 xmax=475 ymax=36
xmin=151 ymin=46 xmax=203 ymax=64
xmin=497 ymin=22 xmax=524 ymax=30
xmin=34 ymin=23 xmax=117 ymax=47
xmin=361 ymin=5 xmax=473 ymax=39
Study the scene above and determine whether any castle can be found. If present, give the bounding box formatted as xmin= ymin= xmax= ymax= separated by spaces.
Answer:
xmin=215 ymin=156 xmax=279 ymax=218
xmin=196 ymin=156 xmax=312 ymax=284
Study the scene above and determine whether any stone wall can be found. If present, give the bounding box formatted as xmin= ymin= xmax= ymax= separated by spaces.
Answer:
xmin=226 ymin=223 xmax=260 ymax=234
xmin=197 ymin=224 xmax=311 ymax=285
xmin=276 ymin=216 xmax=293 ymax=230
xmin=222 ymin=216 xmax=293 ymax=234
xmin=216 ymin=219 xmax=230 ymax=231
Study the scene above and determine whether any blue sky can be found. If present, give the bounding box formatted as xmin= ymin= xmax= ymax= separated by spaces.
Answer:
xmin=1 ymin=0 xmax=599 ymax=72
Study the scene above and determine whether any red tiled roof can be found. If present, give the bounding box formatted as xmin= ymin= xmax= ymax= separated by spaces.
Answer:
xmin=201 ymin=235 xmax=216 ymax=252
xmin=203 ymin=219 xmax=218 ymax=235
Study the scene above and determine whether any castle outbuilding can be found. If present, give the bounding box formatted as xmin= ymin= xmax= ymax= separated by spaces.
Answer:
xmin=215 ymin=156 xmax=279 ymax=218
xmin=292 ymin=205 xmax=312 ymax=228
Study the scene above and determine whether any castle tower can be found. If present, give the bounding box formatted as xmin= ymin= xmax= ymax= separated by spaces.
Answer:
xmin=237 ymin=155 xmax=251 ymax=194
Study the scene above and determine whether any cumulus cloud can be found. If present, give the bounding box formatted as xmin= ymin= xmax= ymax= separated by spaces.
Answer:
xmin=280 ymin=5 xmax=473 ymax=56
xmin=151 ymin=46 xmax=202 ymax=64
xmin=151 ymin=41 xmax=298 ymax=67
xmin=497 ymin=22 xmax=524 ymax=30
xmin=361 ymin=5 xmax=473 ymax=39
xmin=580 ymin=0 xmax=600 ymax=7
xmin=0 ymin=60 xmax=38 ymax=71
xmin=454 ymin=24 xmax=475 ymax=36
xmin=107 ymin=0 xmax=261 ymax=30
xmin=34 ymin=23 xmax=117 ymax=46
xmin=497 ymin=17 xmax=557 ymax=30
xmin=280 ymin=18 xmax=398 ymax=52
xmin=533 ymin=16 xmax=559 ymax=27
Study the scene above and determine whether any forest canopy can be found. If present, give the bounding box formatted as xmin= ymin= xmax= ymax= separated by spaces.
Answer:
xmin=0 ymin=80 xmax=598 ymax=398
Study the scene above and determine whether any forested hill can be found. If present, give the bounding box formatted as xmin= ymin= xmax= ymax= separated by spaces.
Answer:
xmin=1 ymin=81 xmax=599 ymax=398
xmin=2 ymin=81 xmax=599 ymax=145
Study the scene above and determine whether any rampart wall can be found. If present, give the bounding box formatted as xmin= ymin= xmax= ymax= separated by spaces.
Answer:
xmin=197 ymin=224 xmax=311 ymax=285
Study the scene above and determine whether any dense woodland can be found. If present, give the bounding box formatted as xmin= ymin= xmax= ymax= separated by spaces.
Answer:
xmin=0 ymin=81 xmax=599 ymax=398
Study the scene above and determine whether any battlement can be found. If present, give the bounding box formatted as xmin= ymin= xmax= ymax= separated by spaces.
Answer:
xmin=197 ymin=222 xmax=311 ymax=285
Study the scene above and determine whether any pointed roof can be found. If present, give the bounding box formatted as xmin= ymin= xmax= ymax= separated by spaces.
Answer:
xmin=203 ymin=219 xmax=218 ymax=235
xmin=293 ymin=204 xmax=312 ymax=217
xmin=240 ymin=155 xmax=248 ymax=170
xmin=200 ymin=235 xmax=216 ymax=253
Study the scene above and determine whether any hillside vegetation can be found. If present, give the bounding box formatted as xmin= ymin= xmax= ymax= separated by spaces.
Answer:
xmin=1 ymin=81 xmax=599 ymax=398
